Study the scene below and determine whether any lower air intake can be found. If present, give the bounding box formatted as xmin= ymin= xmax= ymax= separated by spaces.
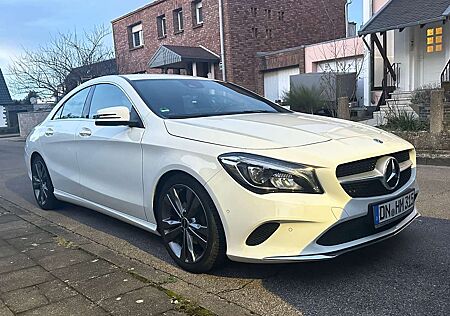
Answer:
xmin=246 ymin=222 xmax=280 ymax=246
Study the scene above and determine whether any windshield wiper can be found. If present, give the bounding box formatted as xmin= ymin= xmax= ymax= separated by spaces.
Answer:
xmin=166 ymin=110 xmax=275 ymax=119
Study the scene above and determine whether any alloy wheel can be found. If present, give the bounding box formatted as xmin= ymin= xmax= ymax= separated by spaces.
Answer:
xmin=32 ymin=160 xmax=50 ymax=206
xmin=160 ymin=184 xmax=209 ymax=263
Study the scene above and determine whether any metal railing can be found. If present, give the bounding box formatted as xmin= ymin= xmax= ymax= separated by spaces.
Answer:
xmin=440 ymin=59 xmax=450 ymax=83
xmin=387 ymin=63 xmax=401 ymax=88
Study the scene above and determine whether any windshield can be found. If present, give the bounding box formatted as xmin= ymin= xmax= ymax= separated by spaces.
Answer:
xmin=130 ymin=79 xmax=288 ymax=119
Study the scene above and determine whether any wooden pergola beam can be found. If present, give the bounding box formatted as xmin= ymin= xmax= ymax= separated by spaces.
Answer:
xmin=372 ymin=33 xmax=397 ymax=82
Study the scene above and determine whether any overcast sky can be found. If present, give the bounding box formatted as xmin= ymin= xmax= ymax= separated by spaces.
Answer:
xmin=0 ymin=0 xmax=363 ymax=99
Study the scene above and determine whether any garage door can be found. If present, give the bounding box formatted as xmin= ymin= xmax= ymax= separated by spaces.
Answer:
xmin=264 ymin=67 xmax=300 ymax=102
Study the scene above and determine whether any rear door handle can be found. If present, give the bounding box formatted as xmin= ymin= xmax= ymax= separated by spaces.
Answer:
xmin=45 ymin=128 xmax=54 ymax=136
xmin=79 ymin=128 xmax=92 ymax=137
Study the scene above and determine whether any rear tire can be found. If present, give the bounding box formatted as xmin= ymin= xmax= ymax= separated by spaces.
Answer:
xmin=156 ymin=174 xmax=226 ymax=273
xmin=31 ymin=156 xmax=58 ymax=210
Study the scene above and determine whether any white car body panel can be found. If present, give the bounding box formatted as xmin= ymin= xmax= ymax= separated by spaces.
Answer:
xmin=75 ymin=121 xmax=146 ymax=220
xmin=24 ymin=74 xmax=419 ymax=264
xmin=38 ymin=119 xmax=83 ymax=196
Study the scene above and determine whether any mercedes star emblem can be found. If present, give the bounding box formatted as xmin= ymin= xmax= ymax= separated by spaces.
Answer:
xmin=382 ymin=157 xmax=401 ymax=190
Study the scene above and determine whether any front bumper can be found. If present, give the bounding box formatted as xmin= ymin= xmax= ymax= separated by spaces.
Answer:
xmin=261 ymin=208 xmax=419 ymax=262
xmin=206 ymin=166 xmax=419 ymax=263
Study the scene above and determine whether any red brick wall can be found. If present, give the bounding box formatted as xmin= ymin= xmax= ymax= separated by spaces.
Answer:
xmin=112 ymin=0 xmax=346 ymax=93
xmin=222 ymin=0 xmax=347 ymax=94
xmin=113 ymin=0 xmax=221 ymax=75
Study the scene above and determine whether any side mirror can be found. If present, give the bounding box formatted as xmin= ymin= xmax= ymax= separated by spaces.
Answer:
xmin=94 ymin=106 xmax=139 ymax=127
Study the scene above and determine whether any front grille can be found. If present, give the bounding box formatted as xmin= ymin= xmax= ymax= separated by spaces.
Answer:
xmin=336 ymin=150 xmax=410 ymax=178
xmin=336 ymin=150 xmax=412 ymax=198
xmin=342 ymin=167 xmax=412 ymax=198
xmin=317 ymin=206 xmax=415 ymax=246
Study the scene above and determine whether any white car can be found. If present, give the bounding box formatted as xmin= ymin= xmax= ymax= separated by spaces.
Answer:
xmin=25 ymin=75 xmax=419 ymax=273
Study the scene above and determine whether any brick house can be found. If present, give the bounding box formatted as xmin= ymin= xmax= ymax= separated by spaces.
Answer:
xmin=112 ymin=0 xmax=346 ymax=95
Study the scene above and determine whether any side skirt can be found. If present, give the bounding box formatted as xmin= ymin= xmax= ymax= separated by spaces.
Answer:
xmin=53 ymin=189 xmax=160 ymax=235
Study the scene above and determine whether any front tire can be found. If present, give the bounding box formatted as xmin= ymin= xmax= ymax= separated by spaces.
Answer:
xmin=156 ymin=174 xmax=226 ymax=273
xmin=31 ymin=156 xmax=58 ymax=210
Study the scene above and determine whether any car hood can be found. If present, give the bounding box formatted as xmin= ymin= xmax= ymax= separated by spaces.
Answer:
xmin=164 ymin=113 xmax=394 ymax=150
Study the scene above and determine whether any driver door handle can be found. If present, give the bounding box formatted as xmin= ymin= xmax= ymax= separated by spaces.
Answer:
xmin=45 ymin=128 xmax=54 ymax=137
xmin=79 ymin=128 xmax=92 ymax=137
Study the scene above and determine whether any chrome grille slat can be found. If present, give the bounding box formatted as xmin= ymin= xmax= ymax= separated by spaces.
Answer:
xmin=336 ymin=150 xmax=410 ymax=178
xmin=336 ymin=150 xmax=413 ymax=198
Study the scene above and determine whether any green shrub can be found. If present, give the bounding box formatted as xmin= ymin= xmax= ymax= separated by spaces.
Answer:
xmin=384 ymin=111 xmax=428 ymax=131
xmin=283 ymin=85 xmax=325 ymax=114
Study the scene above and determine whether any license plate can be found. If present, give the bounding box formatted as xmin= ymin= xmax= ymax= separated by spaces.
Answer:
xmin=372 ymin=190 xmax=415 ymax=228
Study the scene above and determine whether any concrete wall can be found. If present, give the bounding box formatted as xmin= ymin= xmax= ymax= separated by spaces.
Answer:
xmin=18 ymin=111 xmax=51 ymax=138
xmin=290 ymin=72 xmax=356 ymax=102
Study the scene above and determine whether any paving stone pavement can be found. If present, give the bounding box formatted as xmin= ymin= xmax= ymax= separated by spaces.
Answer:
xmin=0 ymin=204 xmax=207 ymax=316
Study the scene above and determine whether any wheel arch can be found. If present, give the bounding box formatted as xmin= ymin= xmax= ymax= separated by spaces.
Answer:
xmin=30 ymin=151 xmax=43 ymax=164
xmin=151 ymin=169 xmax=227 ymax=242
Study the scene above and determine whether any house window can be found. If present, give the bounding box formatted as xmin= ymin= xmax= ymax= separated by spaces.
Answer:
xmin=173 ymin=8 xmax=184 ymax=33
xmin=130 ymin=23 xmax=143 ymax=48
xmin=157 ymin=15 xmax=167 ymax=38
xmin=192 ymin=0 xmax=203 ymax=26
xmin=252 ymin=27 xmax=258 ymax=38
xmin=427 ymin=26 xmax=443 ymax=53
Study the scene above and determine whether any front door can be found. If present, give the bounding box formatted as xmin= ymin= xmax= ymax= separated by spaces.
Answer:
xmin=75 ymin=84 xmax=146 ymax=220
xmin=40 ymin=87 xmax=91 ymax=196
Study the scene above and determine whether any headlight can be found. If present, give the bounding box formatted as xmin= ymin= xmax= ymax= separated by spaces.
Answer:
xmin=218 ymin=153 xmax=323 ymax=194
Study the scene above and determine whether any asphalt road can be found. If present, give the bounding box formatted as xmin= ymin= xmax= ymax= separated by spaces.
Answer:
xmin=0 ymin=138 xmax=449 ymax=316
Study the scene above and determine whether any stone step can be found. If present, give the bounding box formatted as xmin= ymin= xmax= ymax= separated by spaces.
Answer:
xmin=386 ymin=97 xmax=411 ymax=103
xmin=391 ymin=90 xmax=412 ymax=95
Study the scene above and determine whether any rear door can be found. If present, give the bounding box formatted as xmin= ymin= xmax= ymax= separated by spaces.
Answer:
xmin=40 ymin=87 xmax=91 ymax=196
xmin=75 ymin=83 xmax=146 ymax=220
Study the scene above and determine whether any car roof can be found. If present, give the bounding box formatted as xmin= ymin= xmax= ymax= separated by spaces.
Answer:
xmin=120 ymin=74 xmax=213 ymax=81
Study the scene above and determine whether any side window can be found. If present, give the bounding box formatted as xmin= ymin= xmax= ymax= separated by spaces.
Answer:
xmin=52 ymin=105 xmax=64 ymax=120
xmin=88 ymin=84 xmax=133 ymax=119
xmin=59 ymin=88 xmax=90 ymax=120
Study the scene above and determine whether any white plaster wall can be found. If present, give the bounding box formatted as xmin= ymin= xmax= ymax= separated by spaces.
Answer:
xmin=0 ymin=106 xmax=6 ymax=127
xmin=394 ymin=23 xmax=450 ymax=90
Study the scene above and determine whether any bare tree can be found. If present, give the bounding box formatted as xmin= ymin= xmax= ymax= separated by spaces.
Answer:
xmin=309 ymin=37 xmax=366 ymax=115
xmin=9 ymin=25 xmax=114 ymax=100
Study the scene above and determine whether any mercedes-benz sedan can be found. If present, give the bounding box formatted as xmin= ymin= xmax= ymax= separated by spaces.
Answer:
xmin=25 ymin=75 xmax=419 ymax=272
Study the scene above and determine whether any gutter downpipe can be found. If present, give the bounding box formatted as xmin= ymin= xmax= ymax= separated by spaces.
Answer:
xmin=219 ymin=0 xmax=227 ymax=81
xmin=345 ymin=0 xmax=353 ymax=37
